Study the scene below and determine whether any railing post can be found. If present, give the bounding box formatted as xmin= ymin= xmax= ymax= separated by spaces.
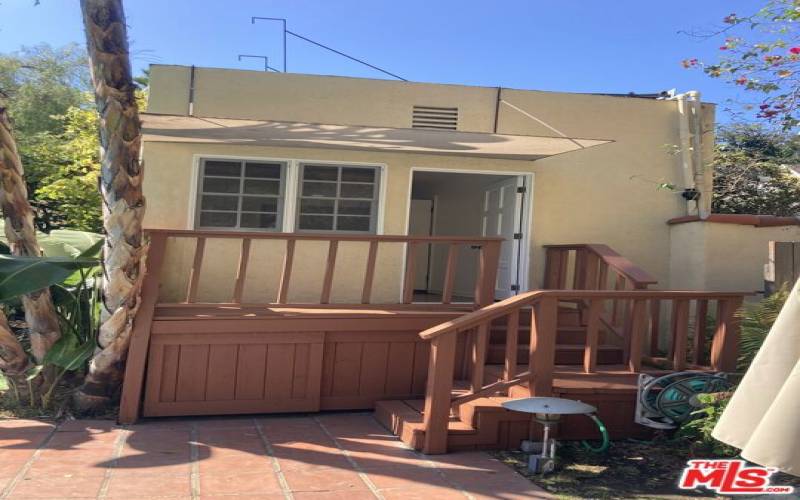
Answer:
xmin=710 ymin=297 xmax=743 ymax=372
xmin=573 ymin=248 xmax=587 ymax=289
xmin=583 ymin=298 xmax=603 ymax=373
xmin=320 ymin=240 xmax=339 ymax=304
xmin=672 ymin=299 xmax=690 ymax=370
xmin=471 ymin=323 xmax=489 ymax=391
xmin=361 ymin=240 xmax=379 ymax=304
xmin=185 ymin=236 xmax=206 ymax=303
xmin=529 ymin=296 xmax=557 ymax=396
xmin=402 ymin=241 xmax=418 ymax=304
xmin=232 ymin=238 xmax=251 ymax=303
xmin=649 ymin=298 xmax=661 ymax=356
xmin=583 ymin=251 xmax=599 ymax=290
xmin=504 ymin=310 xmax=520 ymax=381
xmin=475 ymin=240 xmax=501 ymax=306
xmin=442 ymin=244 xmax=460 ymax=304
xmin=277 ymin=239 xmax=295 ymax=304
xmin=627 ymin=299 xmax=648 ymax=372
xmin=422 ymin=332 xmax=457 ymax=454
xmin=692 ymin=299 xmax=709 ymax=365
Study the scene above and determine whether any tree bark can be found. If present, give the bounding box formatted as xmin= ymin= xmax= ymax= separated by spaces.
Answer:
xmin=0 ymin=96 xmax=61 ymax=364
xmin=0 ymin=309 xmax=34 ymax=398
xmin=75 ymin=0 xmax=146 ymax=411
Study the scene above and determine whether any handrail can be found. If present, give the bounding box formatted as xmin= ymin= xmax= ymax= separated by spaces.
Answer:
xmin=419 ymin=289 xmax=749 ymax=340
xmin=146 ymin=228 xmax=504 ymax=244
xmin=544 ymin=243 xmax=658 ymax=289
xmin=418 ymin=287 xmax=749 ymax=453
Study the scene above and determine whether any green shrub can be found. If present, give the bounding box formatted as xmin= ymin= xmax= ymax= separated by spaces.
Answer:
xmin=737 ymin=287 xmax=789 ymax=371
xmin=677 ymin=392 xmax=739 ymax=457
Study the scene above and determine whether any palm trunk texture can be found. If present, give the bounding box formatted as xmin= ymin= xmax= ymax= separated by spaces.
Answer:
xmin=76 ymin=0 xmax=146 ymax=411
xmin=0 ymin=96 xmax=61 ymax=366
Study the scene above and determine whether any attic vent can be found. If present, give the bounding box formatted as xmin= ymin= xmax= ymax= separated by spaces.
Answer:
xmin=412 ymin=106 xmax=458 ymax=130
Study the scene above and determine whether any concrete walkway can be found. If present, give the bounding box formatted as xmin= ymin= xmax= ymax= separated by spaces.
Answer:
xmin=0 ymin=413 xmax=551 ymax=499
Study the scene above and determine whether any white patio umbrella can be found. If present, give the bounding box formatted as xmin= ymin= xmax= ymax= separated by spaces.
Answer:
xmin=713 ymin=278 xmax=800 ymax=477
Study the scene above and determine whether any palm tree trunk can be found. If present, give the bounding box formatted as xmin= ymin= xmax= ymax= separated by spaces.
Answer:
xmin=0 ymin=308 xmax=34 ymax=399
xmin=0 ymin=96 xmax=61 ymax=365
xmin=75 ymin=0 xmax=145 ymax=410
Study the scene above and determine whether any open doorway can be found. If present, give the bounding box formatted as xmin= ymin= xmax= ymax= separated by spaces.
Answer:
xmin=408 ymin=169 xmax=530 ymax=302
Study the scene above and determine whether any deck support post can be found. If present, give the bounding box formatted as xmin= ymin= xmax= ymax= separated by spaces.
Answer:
xmin=529 ymin=296 xmax=557 ymax=397
xmin=422 ymin=333 xmax=457 ymax=454
xmin=710 ymin=297 xmax=743 ymax=372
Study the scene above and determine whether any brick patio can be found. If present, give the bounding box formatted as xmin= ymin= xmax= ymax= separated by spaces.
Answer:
xmin=0 ymin=413 xmax=550 ymax=499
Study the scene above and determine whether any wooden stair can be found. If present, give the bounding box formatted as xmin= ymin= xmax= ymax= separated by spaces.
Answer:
xmin=375 ymin=397 xmax=532 ymax=452
xmin=375 ymin=365 xmax=655 ymax=452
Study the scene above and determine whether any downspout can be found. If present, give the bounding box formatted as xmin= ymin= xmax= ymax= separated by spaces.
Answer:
xmin=674 ymin=91 xmax=710 ymax=218
xmin=188 ymin=65 xmax=196 ymax=116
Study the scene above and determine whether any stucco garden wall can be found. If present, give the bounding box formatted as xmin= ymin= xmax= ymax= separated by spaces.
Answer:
xmin=670 ymin=221 xmax=800 ymax=296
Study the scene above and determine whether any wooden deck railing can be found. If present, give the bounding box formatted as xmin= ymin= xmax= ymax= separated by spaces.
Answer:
xmin=145 ymin=229 xmax=503 ymax=306
xmin=416 ymin=289 xmax=746 ymax=454
xmin=543 ymin=244 xmax=658 ymax=291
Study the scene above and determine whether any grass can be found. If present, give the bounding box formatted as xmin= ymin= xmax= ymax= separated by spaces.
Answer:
xmin=493 ymin=438 xmax=800 ymax=499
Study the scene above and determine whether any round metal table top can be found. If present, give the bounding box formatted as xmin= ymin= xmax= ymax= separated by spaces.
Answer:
xmin=501 ymin=397 xmax=597 ymax=415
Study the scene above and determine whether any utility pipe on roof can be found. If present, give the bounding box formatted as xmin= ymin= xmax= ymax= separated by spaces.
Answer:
xmin=673 ymin=91 xmax=711 ymax=218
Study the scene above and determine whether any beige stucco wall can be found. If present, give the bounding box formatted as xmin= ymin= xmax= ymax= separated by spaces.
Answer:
xmin=143 ymin=65 xmax=711 ymax=303
xmin=670 ymin=221 xmax=800 ymax=295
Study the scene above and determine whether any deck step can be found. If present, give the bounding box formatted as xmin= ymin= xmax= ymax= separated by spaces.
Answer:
xmin=375 ymin=397 xmax=530 ymax=452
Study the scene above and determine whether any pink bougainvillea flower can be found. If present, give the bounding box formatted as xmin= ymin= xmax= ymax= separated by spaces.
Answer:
xmin=790 ymin=47 xmax=800 ymax=54
xmin=735 ymin=76 xmax=748 ymax=85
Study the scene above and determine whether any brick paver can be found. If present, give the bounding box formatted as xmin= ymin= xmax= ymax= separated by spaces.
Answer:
xmin=0 ymin=413 xmax=551 ymax=499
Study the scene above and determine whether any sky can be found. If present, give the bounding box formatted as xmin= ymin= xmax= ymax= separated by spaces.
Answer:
xmin=1 ymin=0 xmax=767 ymax=123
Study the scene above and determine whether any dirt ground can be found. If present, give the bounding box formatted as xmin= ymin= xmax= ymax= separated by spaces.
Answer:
xmin=493 ymin=439 xmax=800 ymax=500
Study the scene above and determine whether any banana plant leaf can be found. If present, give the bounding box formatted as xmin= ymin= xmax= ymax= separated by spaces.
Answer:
xmin=0 ymin=255 xmax=100 ymax=301
xmin=0 ymin=221 xmax=103 ymax=258
xmin=39 ymin=230 xmax=104 ymax=258
xmin=43 ymin=332 xmax=96 ymax=371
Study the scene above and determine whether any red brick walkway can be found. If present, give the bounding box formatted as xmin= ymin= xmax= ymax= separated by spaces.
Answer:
xmin=0 ymin=413 xmax=551 ymax=499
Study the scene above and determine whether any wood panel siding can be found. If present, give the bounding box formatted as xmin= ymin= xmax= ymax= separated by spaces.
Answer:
xmin=141 ymin=308 xmax=462 ymax=418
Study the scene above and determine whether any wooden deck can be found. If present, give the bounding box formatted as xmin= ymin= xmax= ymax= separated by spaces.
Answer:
xmin=118 ymin=230 xmax=747 ymax=455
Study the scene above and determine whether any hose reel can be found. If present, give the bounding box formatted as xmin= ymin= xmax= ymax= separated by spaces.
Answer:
xmin=635 ymin=371 xmax=732 ymax=429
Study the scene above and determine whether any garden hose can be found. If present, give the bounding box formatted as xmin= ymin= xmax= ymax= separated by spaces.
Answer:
xmin=581 ymin=414 xmax=610 ymax=453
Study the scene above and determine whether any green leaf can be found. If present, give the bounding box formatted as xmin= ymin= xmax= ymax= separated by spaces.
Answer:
xmin=0 ymin=255 xmax=99 ymax=300
xmin=25 ymin=364 xmax=44 ymax=381
xmin=43 ymin=332 xmax=95 ymax=371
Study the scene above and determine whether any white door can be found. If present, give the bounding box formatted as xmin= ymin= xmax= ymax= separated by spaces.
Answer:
xmin=481 ymin=177 xmax=524 ymax=299
xmin=408 ymin=199 xmax=434 ymax=291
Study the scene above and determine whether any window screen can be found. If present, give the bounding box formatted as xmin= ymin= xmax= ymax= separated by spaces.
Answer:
xmin=297 ymin=164 xmax=380 ymax=233
xmin=196 ymin=159 xmax=285 ymax=231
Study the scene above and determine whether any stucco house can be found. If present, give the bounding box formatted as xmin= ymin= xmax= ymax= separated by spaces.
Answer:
xmin=120 ymin=65 xmax=800 ymax=453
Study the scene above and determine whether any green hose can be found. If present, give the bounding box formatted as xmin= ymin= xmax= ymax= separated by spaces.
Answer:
xmin=581 ymin=414 xmax=610 ymax=453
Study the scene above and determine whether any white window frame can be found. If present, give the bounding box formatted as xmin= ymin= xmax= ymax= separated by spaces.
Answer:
xmin=295 ymin=162 xmax=382 ymax=234
xmin=193 ymin=158 xmax=287 ymax=232
xmin=188 ymin=154 xmax=387 ymax=234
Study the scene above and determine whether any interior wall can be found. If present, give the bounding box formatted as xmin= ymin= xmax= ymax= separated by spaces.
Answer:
xmin=412 ymin=171 xmax=513 ymax=298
